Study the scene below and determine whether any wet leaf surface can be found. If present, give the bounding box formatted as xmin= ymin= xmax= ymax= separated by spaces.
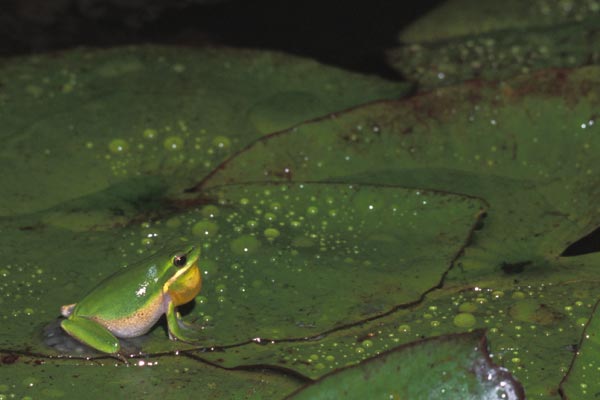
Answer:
xmin=197 ymin=66 xmax=600 ymax=264
xmin=185 ymin=66 xmax=600 ymax=397
xmin=0 ymin=351 xmax=304 ymax=399
xmin=0 ymin=45 xmax=409 ymax=217
xmin=3 ymin=4 xmax=600 ymax=398
xmin=388 ymin=18 xmax=600 ymax=89
xmin=560 ymin=294 xmax=600 ymax=399
xmin=397 ymin=0 xmax=600 ymax=43
xmin=1 ymin=182 xmax=484 ymax=351
xmin=390 ymin=0 xmax=600 ymax=89
xmin=286 ymin=330 xmax=524 ymax=400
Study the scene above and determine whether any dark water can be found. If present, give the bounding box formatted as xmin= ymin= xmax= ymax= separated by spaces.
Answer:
xmin=0 ymin=0 xmax=442 ymax=78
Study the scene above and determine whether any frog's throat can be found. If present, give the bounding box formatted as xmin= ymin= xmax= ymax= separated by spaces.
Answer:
xmin=163 ymin=262 xmax=201 ymax=306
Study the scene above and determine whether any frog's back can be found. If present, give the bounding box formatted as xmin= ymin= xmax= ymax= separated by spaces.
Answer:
xmin=73 ymin=261 xmax=167 ymax=320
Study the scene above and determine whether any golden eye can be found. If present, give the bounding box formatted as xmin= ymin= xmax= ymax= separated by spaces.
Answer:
xmin=173 ymin=254 xmax=187 ymax=267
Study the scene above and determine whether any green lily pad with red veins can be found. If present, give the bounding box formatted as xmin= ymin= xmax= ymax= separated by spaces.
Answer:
xmin=182 ymin=66 xmax=600 ymax=396
xmin=0 ymin=45 xmax=409 ymax=218
xmin=287 ymin=330 xmax=524 ymax=400
xmin=3 ymin=41 xmax=600 ymax=398
xmin=196 ymin=66 xmax=600 ymax=269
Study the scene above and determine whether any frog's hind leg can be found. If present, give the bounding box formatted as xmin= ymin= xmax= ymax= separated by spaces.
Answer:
xmin=61 ymin=316 xmax=121 ymax=355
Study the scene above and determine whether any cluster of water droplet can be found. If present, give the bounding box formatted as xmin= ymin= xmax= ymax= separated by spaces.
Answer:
xmin=0 ymin=263 xmax=49 ymax=321
xmin=125 ymin=183 xmax=455 ymax=342
xmin=392 ymin=0 xmax=600 ymax=88
xmin=262 ymin=280 xmax=592 ymax=394
xmin=85 ymin=122 xmax=233 ymax=178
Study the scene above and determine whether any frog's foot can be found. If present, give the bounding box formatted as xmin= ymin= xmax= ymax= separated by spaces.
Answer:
xmin=168 ymin=318 xmax=205 ymax=342
xmin=45 ymin=319 xmax=141 ymax=360
xmin=166 ymin=305 xmax=204 ymax=343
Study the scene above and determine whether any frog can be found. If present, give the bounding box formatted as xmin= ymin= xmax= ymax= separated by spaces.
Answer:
xmin=59 ymin=245 xmax=202 ymax=360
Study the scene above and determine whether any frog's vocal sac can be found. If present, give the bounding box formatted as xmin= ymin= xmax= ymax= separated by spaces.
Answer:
xmin=59 ymin=245 xmax=202 ymax=357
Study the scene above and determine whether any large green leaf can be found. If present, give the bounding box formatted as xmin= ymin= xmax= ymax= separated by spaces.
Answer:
xmin=389 ymin=0 xmax=600 ymax=88
xmin=388 ymin=18 xmax=600 ymax=89
xmin=0 ymin=351 xmax=304 ymax=399
xmin=287 ymin=330 xmax=524 ymax=400
xmin=196 ymin=66 xmax=600 ymax=263
xmin=397 ymin=0 xmax=600 ymax=43
xmin=2 ymin=17 xmax=600 ymax=398
xmin=182 ymin=66 xmax=600 ymax=397
xmin=0 ymin=45 xmax=409 ymax=217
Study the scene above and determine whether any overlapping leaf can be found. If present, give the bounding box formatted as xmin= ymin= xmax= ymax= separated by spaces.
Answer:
xmin=197 ymin=66 xmax=600 ymax=266
xmin=0 ymin=351 xmax=303 ymax=399
xmin=287 ymin=330 xmax=524 ymax=400
xmin=0 ymin=45 xmax=409 ymax=217
xmin=2 ymin=3 xmax=600 ymax=397
xmin=389 ymin=0 xmax=600 ymax=89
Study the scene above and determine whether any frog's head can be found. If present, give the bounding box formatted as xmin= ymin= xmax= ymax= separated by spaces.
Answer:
xmin=163 ymin=246 xmax=202 ymax=306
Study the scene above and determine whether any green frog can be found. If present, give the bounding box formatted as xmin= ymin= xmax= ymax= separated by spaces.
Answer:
xmin=60 ymin=245 xmax=202 ymax=359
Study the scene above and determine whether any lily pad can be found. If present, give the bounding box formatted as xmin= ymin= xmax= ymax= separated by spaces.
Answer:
xmin=0 ymin=182 xmax=484 ymax=354
xmin=196 ymin=66 xmax=600 ymax=264
xmin=177 ymin=183 xmax=484 ymax=343
xmin=388 ymin=18 xmax=600 ymax=89
xmin=287 ymin=330 xmax=524 ymax=400
xmin=0 ymin=351 xmax=304 ymax=399
xmin=2 ymin=29 xmax=600 ymax=399
xmin=389 ymin=0 xmax=600 ymax=89
xmin=397 ymin=0 xmax=600 ymax=43
xmin=183 ymin=66 xmax=600 ymax=396
xmin=0 ymin=45 xmax=409 ymax=217
xmin=191 ymin=256 xmax=592 ymax=394
xmin=560 ymin=295 xmax=600 ymax=399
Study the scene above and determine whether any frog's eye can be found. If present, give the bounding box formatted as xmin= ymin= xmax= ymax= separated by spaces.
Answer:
xmin=173 ymin=254 xmax=187 ymax=268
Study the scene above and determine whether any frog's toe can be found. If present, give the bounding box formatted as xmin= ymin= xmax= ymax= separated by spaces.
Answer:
xmin=169 ymin=322 xmax=204 ymax=343
xmin=60 ymin=303 xmax=76 ymax=317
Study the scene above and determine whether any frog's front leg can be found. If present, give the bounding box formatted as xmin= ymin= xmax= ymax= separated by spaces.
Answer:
xmin=61 ymin=316 xmax=122 ymax=356
xmin=165 ymin=302 xmax=202 ymax=342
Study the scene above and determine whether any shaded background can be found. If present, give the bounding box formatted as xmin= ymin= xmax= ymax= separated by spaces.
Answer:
xmin=0 ymin=0 xmax=442 ymax=78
